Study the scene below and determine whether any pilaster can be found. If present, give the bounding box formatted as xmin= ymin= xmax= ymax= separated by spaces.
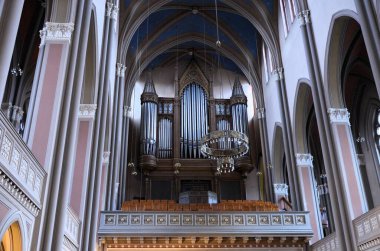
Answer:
xmin=296 ymin=153 xmax=323 ymax=244
xmin=327 ymin=108 xmax=367 ymax=218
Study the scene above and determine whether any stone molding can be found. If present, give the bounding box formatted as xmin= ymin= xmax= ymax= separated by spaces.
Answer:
xmin=256 ymin=108 xmax=265 ymax=119
xmin=40 ymin=22 xmax=74 ymax=46
xmin=296 ymin=153 xmax=313 ymax=168
xmin=79 ymin=104 xmax=97 ymax=119
xmin=0 ymin=169 xmax=40 ymax=216
xmin=298 ymin=10 xmax=311 ymax=26
xmin=116 ymin=63 xmax=127 ymax=77
xmin=327 ymin=108 xmax=350 ymax=125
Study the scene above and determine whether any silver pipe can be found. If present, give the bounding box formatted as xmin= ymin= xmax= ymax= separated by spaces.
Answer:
xmin=187 ymin=87 xmax=191 ymax=158
xmin=181 ymin=98 xmax=183 ymax=157
xmin=192 ymin=85 xmax=196 ymax=158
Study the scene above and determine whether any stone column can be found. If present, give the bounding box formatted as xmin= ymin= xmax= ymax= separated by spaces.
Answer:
xmin=120 ymin=106 xmax=131 ymax=206
xmin=0 ymin=0 xmax=25 ymax=101
xmin=296 ymin=153 xmax=323 ymax=244
xmin=80 ymin=1 xmax=112 ymax=247
xmin=327 ymin=108 xmax=367 ymax=218
xmin=256 ymin=107 xmax=274 ymax=202
xmin=297 ymin=8 xmax=355 ymax=249
xmin=273 ymin=67 xmax=302 ymax=211
xmin=87 ymin=3 xmax=119 ymax=250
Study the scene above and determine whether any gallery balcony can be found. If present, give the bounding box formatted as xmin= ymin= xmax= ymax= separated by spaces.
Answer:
xmin=98 ymin=200 xmax=313 ymax=249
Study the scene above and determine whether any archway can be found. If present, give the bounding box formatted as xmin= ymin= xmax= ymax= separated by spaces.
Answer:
xmin=326 ymin=14 xmax=380 ymax=209
xmin=0 ymin=222 xmax=22 ymax=251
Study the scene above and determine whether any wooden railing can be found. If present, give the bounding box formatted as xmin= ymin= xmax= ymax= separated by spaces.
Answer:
xmin=122 ymin=199 xmax=279 ymax=212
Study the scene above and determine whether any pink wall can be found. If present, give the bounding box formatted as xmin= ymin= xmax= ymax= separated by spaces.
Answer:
xmin=337 ymin=125 xmax=363 ymax=218
xmin=70 ymin=121 xmax=90 ymax=216
xmin=300 ymin=167 xmax=321 ymax=243
xmin=31 ymin=44 xmax=63 ymax=166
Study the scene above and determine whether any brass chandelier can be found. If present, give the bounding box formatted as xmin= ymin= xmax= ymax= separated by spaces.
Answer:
xmin=200 ymin=130 xmax=249 ymax=173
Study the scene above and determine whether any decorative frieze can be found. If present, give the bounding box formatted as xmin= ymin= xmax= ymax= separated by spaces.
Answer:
xmin=327 ymin=108 xmax=350 ymax=125
xmin=79 ymin=104 xmax=97 ymax=119
xmin=40 ymin=22 xmax=74 ymax=46
xmin=311 ymin=232 xmax=339 ymax=251
xmin=354 ymin=205 xmax=380 ymax=251
xmin=0 ymin=111 xmax=45 ymax=215
xmin=256 ymin=108 xmax=265 ymax=119
xmin=298 ymin=10 xmax=311 ymax=26
xmin=65 ymin=207 xmax=80 ymax=248
xmin=116 ymin=63 xmax=127 ymax=78
xmin=296 ymin=153 xmax=313 ymax=168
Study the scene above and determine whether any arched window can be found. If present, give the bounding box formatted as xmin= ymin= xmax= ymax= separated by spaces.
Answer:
xmin=0 ymin=222 xmax=22 ymax=251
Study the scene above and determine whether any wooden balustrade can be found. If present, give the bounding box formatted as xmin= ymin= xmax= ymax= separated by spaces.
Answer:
xmin=121 ymin=199 xmax=279 ymax=212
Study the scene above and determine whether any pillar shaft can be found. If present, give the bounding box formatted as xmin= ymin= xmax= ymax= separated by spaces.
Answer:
xmin=0 ymin=0 xmax=25 ymax=102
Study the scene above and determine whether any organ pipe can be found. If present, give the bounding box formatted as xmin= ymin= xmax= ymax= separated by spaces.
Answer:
xmin=180 ymin=83 xmax=208 ymax=158
xmin=230 ymin=77 xmax=248 ymax=135
xmin=140 ymin=73 xmax=158 ymax=156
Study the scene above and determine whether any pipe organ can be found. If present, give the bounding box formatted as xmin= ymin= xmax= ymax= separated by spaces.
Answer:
xmin=140 ymin=74 xmax=158 ymax=156
xmin=230 ymin=77 xmax=248 ymax=135
xmin=180 ymin=83 xmax=209 ymax=159
xmin=134 ymin=63 xmax=253 ymax=202
xmin=157 ymin=99 xmax=173 ymax=159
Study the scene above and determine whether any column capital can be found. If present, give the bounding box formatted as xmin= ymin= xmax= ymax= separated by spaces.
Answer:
xmin=272 ymin=67 xmax=284 ymax=81
xmin=124 ymin=106 xmax=132 ymax=117
xmin=79 ymin=104 xmax=97 ymax=119
xmin=256 ymin=107 xmax=265 ymax=119
xmin=327 ymin=108 xmax=350 ymax=125
xmin=298 ymin=10 xmax=311 ymax=26
xmin=111 ymin=5 xmax=119 ymax=21
xmin=116 ymin=63 xmax=127 ymax=77
xmin=296 ymin=153 xmax=313 ymax=168
xmin=103 ymin=151 xmax=111 ymax=164
xmin=106 ymin=2 xmax=113 ymax=17
xmin=273 ymin=183 xmax=289 ymax=196
xmin=39 ymin=22 xmax=74 ymax=47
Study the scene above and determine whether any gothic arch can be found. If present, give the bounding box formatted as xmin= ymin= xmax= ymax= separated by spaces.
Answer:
xmin=81 ymin=7 xmax=98 ymax=104
xmin=324 ymin=10 xmax=360 ymax=108
xmin=272 ymin=123 xmax=286 ymax=184
xmin=293 ymin=80 xmax=313 ymax=153
xmin=0 ymin=212 xmax=27 ymax=251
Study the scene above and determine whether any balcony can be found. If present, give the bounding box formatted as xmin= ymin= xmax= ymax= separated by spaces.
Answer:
xmin=311 ymin=232 xmax=339 ymax=251
xmin=64 ymin=207 xmax=80 ymax=250
xmin=0 ymin=111 xmax=45 ymax=216
xmin=98 ymin=210 xmax=313 ymax=249
xmin=353 ymin=205 xmax=380 ymax=251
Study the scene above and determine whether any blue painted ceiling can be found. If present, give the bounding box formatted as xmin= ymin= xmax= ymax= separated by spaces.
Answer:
xmin=123 ymin=0 xmax=275 ymax=73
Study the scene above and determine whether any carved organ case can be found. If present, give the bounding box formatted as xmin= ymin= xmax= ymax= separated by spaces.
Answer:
xmin=137 ymin=61 xmax=253 ymax=201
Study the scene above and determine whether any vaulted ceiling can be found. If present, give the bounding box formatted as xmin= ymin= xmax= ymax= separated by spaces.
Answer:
xmin=119 ymin=0 xmax=278 ymax=105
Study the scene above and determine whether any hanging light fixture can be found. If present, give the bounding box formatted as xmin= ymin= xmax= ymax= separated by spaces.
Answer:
xmin=200 ymin=0 xmax=249 ymax=173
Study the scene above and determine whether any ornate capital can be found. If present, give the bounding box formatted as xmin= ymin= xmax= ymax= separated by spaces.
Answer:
xmin=79 ymin=104 xmax=97 ymax=119
xmin=327 ymin=108 xmax=350 ymax=125
xmin=256 ymin=108 xmax=265 ymax=119
xmin=124 ymin=106 xmax=132 ymax=117
xmin=296 ymin=153 xmax=313 ymax=168
xmin=273 ymin=183 xmax=289 ymax=196
xmin=106 ymin=2 xmax=113 ymax=17
xmin=272 ymin=67 xmax=284 ymax=81
xmin=116 ymin=63 xmax=127 ymax=77
xmin=111 ymin=5 xmax=119 ymax=21
xmin=39 ymin=22 xmax=74 ymax=46
xmin=103 ymin=151 xmax=111 ymax=164
xmin=298 ymin=10 xmax=311 ymax=26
